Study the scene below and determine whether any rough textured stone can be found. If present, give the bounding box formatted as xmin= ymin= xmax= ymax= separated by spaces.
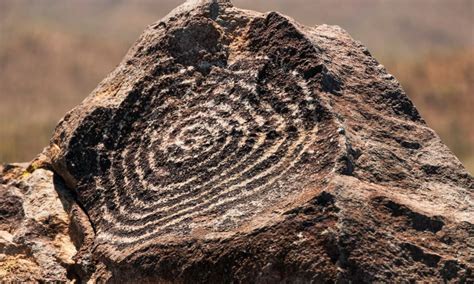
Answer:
xmin=1 ymin=0 xmax=473 ymax=282
xmin=0 ymin=163 xmax=78 ymax=282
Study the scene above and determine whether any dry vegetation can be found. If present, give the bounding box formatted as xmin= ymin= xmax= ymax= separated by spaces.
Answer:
xmin=0 ymin=0 xmax=473 ymax=173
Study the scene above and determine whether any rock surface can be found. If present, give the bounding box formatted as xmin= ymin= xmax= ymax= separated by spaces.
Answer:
xmin=1 ymin=0 xmax=473 ymax=282
xmin=0 ymin=162 xmax=78 ymax=281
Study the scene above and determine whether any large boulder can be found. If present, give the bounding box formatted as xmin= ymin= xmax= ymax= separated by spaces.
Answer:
xmin=1 ymin=0 xmax=473 ymax=282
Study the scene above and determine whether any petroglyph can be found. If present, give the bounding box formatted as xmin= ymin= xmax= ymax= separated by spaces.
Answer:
xmin=29 ymin=0 xmax=471 ymax=282
xmin=69 ymin=58 xmax=337 ymax=252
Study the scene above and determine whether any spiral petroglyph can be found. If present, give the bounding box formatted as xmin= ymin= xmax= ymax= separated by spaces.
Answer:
xmin=47 ymin=0 xmax=345 ymax=256
xmin=39 ymin=1 xmax=474 ymax=282
xmin=88 ymin=58 xmax=334 ymax=251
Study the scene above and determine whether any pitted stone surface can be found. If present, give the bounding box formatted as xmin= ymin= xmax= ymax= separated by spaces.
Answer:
xmin=16 ymin=0 xmax=470 ymax=282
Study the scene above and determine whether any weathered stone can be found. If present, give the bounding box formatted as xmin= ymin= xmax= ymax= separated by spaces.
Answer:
xmin=1 ymin=0 xmax=473 ymax=282
xmin=0 ymin=164 xmax=77 ymax=282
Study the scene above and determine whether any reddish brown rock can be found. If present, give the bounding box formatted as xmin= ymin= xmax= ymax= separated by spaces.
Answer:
xmin=1 ymin=0 xmax=473 ymax=282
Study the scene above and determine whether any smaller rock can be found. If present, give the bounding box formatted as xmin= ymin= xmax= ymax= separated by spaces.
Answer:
xmin=0 ymin=165 xmax=76 ymax=282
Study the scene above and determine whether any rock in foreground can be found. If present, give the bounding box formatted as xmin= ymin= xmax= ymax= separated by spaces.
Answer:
xmin=1 ymin=0 xmax=473 ymax=282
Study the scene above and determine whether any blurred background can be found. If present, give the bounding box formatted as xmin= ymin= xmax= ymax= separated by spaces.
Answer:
xmin=0 ymin=0 xmax=473 ymax=173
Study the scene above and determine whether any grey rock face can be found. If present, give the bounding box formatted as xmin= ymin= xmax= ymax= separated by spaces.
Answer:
xmin=1 ymin=0 xmax=473 ymax=282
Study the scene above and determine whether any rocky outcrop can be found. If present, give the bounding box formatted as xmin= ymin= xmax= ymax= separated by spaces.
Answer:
xmin=0 ymin=162 xmax=77 ymax=281
xmin=1 ymin=0 xmax=473 ymax=282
